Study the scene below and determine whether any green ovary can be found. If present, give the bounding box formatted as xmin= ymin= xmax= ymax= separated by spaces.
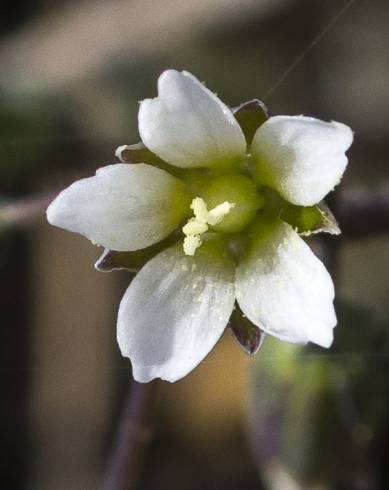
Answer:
xmin=198 ymin=174 xmax=265 ymax=233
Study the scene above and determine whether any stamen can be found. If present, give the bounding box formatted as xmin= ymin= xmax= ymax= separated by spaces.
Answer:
xmin=207 ymin=201 xmax=235 ymax=226
xmin=183 ymin=235 xmax=202 ymax=256
xmin=182 ymin=219 xmax=209 ymax=236
xmin=182 ymin=197 xmax=235 ymax=256
xmin=191 ymin=197 xmax=209 ymax=223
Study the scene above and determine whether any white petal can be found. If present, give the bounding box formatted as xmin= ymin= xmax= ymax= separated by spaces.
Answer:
xmin=251 ymin=116 xmax=353 ymax=206
xmin=139 ymin=70 xmax=246 ymax=168
xmin=235 ymin=220 xmax=336 ymax=348
xmin=47 ymin=164 xmax=189 ymax=251
xmin=117 ymin=244 xmax=235 ymax=382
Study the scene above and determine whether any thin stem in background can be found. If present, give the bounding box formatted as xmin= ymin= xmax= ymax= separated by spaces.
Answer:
xmin=2 ymin=186 xmax=388 ymax=237
xmin=103 ymin=379 xmax=161 ymax=490
xmin=0 ymin=190 xmax=58 ymax=232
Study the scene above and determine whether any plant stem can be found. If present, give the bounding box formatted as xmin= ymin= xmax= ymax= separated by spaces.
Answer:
xmin=0 ymin=190 xmax=58 ymax=232
xmin=103 ymin=379 xmax=160 ymax=490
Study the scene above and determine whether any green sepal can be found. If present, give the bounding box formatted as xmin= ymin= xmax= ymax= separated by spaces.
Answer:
xmin=229 ymin=303 xmax=265 ymax=355
xmin=95 ymin=231 xmax=181 ymax=273
xmin=233 ymin=99 xmax=269 ymax=147
xmin=281 ymin=200 xmax=340 ymax=236
xmin=115 ymin=142 xmax=184 ymax=178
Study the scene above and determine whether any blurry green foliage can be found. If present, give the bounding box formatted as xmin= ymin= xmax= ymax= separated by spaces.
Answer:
xmin=250 ymin=301 xmax=389 ymax=488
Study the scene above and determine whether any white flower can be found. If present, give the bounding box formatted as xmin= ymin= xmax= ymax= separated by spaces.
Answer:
xmin=47 ymin=70 xmax=353 ymax=383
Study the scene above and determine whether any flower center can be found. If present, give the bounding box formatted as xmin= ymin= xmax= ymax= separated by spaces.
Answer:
xmin=198 ymin=173 xmax=265 ymax=233
xmin=181 ymin=173 xmax=266 ymax=256
xmin=182 ymin=197 xmax=235 ymax=255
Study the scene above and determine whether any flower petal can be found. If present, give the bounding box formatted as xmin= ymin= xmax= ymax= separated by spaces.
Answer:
xmin=47 ymin=163 xmax=190 ymax=251
xmin=235 ymin=219 xmax=336 ymax=348
xmin=117 ymin=243 xmax=235 ymax=382
xmin=251 ymin=116 xmax=353 ymax=206
xmin=138 ymin=70 xmax=246 ymax=168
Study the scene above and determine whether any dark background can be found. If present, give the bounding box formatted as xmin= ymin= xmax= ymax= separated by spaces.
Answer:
xmin=1 ymin=0 xmax=389 ymax=488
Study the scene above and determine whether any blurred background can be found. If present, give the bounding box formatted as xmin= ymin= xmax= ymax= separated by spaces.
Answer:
xmin=1 ymin=0 xmax=389 ymax=489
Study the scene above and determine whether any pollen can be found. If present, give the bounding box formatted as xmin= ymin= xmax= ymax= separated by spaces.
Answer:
xmin=182 ymin=197 xmax=234 ymax=256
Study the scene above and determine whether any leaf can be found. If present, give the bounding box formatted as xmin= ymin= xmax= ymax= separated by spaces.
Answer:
xmin=233 ymin=99 xmax=269 ymax=147
xmin=229 ymin=303 xmax=265 ymax=355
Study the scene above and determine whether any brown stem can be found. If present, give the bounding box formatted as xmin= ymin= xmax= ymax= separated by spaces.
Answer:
xmin=0 ymin=190 xmax=59 ymax=231
xmin=0 ymin=168 xmax=96 ymax=233
xmin=3 ymin=185 xmax=389 ymax=237
xmin=103 ymin=379 xmax=161 ymax=490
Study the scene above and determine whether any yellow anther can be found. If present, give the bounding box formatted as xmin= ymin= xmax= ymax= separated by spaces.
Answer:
xmin=207 ymin=201 xmax=235 ymax=226
xmin=191 ymin=197 xmax=209 ymax=223
xmin=182 ymin=219 xmax=209 ymax=236
xmin=182 ymin=197 xmax=234 ymax=256
xmin=183 ymin=235 xmax=202 ymax=256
